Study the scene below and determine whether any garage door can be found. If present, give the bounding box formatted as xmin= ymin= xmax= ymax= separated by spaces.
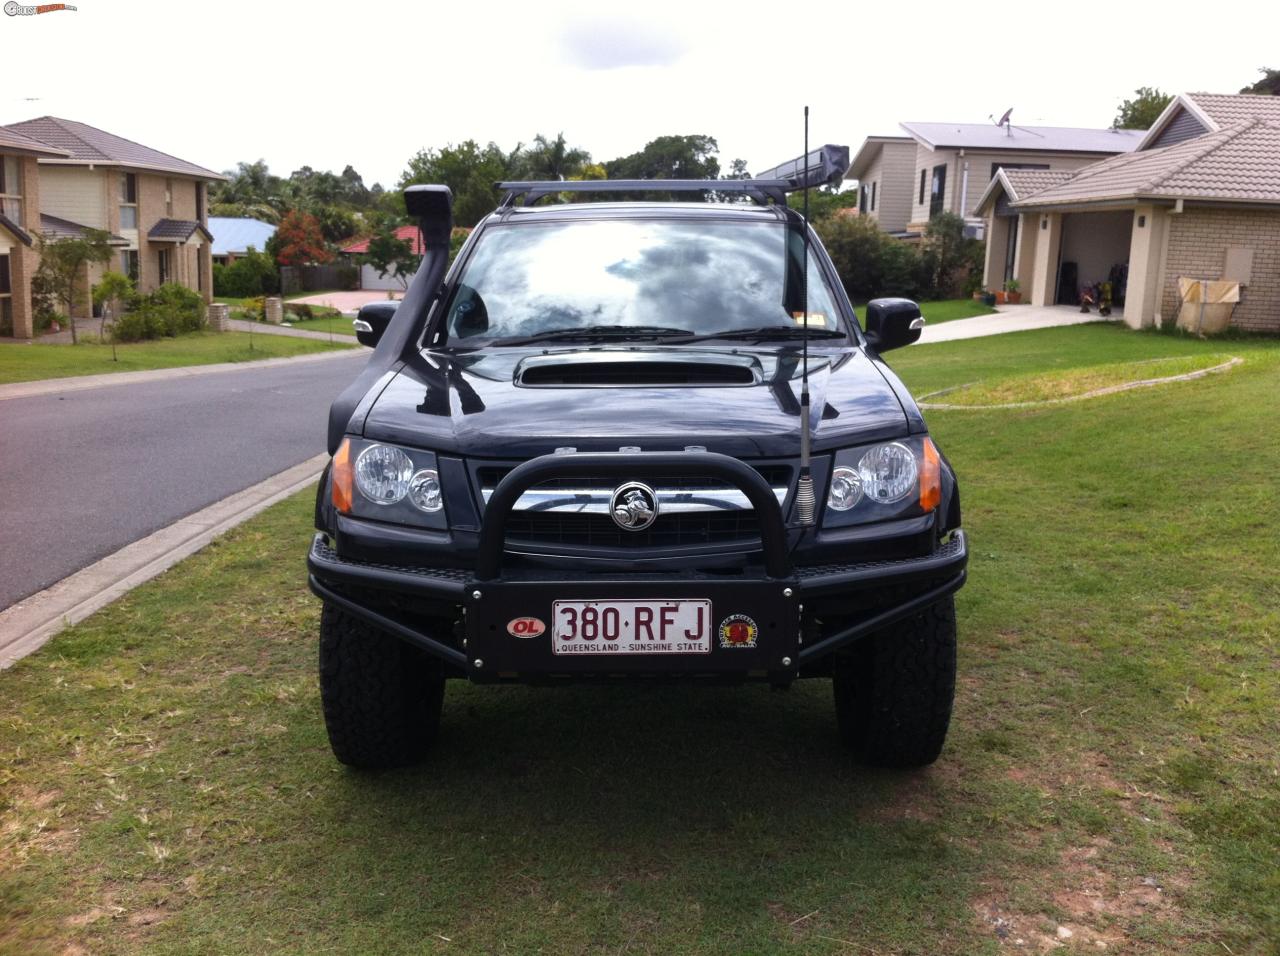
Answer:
xmin=360 ymin=263 xmax=414 ymax=291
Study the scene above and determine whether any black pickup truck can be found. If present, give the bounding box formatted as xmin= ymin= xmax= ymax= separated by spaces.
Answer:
xmin=308 ymin=167 xmax=967 ymax=770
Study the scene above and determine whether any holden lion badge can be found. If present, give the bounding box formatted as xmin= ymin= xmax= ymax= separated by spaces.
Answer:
xmin=718 ymin=614 xmax=758 ymax=649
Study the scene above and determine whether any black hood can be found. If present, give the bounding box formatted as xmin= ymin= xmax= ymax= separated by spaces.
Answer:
xmin=358 ymin=345 xmax=920 ymax=460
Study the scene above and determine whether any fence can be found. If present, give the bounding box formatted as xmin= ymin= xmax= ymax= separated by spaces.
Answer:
xmin=279 ymin=264 xmax=358 ymax=295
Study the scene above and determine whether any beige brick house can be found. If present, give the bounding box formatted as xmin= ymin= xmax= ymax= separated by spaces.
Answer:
xmin=976 ymin=93 xmax=1280 ymax=333
xmin=848 ymin=119 xmax=1143 ymax=236
xmin=0 ymin=117 xmax=225 ymax=339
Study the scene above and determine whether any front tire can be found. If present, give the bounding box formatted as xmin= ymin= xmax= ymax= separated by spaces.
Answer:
xmin=832 ymin=595 xmax=957 ymax=768
xmin=318 ymin=603 xmax=445 ymax=769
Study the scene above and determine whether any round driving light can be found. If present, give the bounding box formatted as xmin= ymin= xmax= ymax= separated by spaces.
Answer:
xmin=857 ymin=442 xmax=919 ymax=503
xmin=354 ymin=444 xmax=414 ymax=505
xmin=407 ymin=469 xmax=443 ymax=513
xmin=827 ymin=466 xmax=863 ymax=511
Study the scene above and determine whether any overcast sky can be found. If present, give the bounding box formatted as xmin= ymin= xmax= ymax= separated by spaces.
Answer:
xmin=4 ymin=0 xmax=1276 ymax=188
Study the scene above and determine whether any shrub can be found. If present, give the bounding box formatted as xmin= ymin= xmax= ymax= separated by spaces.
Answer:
xmin=284 ymin=302 xmax=315 ymax=321
xmin=336 ymin=263 xmax=359 ymax=290
xmin=112 ymin=283 xmax=207 ymax=342
xmin=815 ymin=215 xmax=927 ymax=303
xmin=212 ymin=246 xmax=279 ymax=297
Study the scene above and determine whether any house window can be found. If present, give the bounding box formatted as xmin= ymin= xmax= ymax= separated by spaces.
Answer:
xmin=919 ymin=168 xmax=927 ymax=206
xmin=119 ymin=172 xmax=138 ymax=230
xmin=157 ymin=248 xmax=170 ymax=285
xmin=0 ymin=252 xmax=12 ymax=336
xmin=196 ymin=182 xmax=205 ymax=222
xmin=0 ymin=155 xmax=22 ymax=222
xmin=121 ymin=250 xmax=139 ymax=282
xmin=859 ymin=184 xmax=868 ymax=213
xmin=165 ymin=179 xmax=173 ymax=216
xmin=929 ymin=164 xmax=947 ymax=219
xmin=870 ymin=181 xmax=877 ymax=212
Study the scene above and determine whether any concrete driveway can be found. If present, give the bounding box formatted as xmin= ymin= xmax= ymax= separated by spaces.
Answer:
xmin=290 ymin=290 xmax=402 ymax=314
xmin=917 ymin=304 xmax=1121 ymax=344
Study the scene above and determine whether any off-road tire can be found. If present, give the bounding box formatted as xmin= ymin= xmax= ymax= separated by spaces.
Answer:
xmin=832 ymin=595 xmax=956 ymax=768
xmin=319 ymin=603 xmax=445 ymax=769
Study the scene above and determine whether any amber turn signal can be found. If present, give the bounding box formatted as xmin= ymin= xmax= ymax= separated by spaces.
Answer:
xmin=919 ymin=437 xmax=941 ymax=512
xmin=331 ymin=439 xmax=354 ymax=514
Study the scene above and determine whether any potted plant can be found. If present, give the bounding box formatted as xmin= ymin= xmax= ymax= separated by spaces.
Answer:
xmin=1003 ymin=278 xmax=1022 ymax=304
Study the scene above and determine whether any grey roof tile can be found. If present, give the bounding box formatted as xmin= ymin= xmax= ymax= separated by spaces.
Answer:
xmin=40 ymin=213 xmax=128 ymax=244
xmin=0 ymin=125 xmax=70 ymax=157
xmin=3 ymin=117 xmax=225 ymax=180
xmin=1012 ymin=120 xmax=1280 ymax=207
xmin=148 ymin=218 xmax=214 ymax=242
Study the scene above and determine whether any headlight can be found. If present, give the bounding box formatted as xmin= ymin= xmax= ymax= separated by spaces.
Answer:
xmin=824 ymin=437 xmax=942 ymax=526
xmin=857 ymin=442 xmax=917 ymax=504
xmin=331 ymin=439 xmax=448 ymax=529
xmin=355 ymin=444 xmax=414 ymax=505
xmin=407 ymin=469 xmax=443 ymax=512
xmin=827 ymin=466 xmax=863 ymax=511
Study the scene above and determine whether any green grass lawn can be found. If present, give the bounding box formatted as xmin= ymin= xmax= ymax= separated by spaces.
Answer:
xmin=1 ymin=324 xmax=1276 ymax=954
xmin=0 ymin=331 xmax=357 ymax=384
xmin=282 ymin=314 xmax=356 ymax=336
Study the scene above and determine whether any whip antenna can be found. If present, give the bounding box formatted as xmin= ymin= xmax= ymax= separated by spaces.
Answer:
xmin=794 ymin=105 xmax=816 ymax=526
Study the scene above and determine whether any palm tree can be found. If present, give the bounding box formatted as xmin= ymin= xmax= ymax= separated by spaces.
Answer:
xmin=519 ymin=133 xmax=590 ymax=181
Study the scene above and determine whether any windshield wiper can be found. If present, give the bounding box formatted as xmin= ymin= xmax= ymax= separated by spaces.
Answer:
xmin=677 ymin=325 xmax=848 ymax=344
xmin=494 ymin=325 xmax=693 ymax=346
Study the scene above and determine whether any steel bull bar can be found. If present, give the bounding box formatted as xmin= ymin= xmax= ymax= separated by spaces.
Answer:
xmin=307 ymin=450 xmax=968 ymax=673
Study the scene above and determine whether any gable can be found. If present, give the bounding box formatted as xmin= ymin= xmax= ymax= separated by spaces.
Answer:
xmin=1147 ymin=107 xmax=1210 ymax=150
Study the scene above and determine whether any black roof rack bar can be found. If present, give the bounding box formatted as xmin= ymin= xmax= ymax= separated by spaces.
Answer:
xmin=497 ymin=179 xmax=792 ymax=208
xmin=754 ymin=145 xmax=851 ymax=190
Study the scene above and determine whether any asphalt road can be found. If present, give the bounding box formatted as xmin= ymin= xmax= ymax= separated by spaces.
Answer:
xmin=0 ymin=352 xmax=369 ymax=610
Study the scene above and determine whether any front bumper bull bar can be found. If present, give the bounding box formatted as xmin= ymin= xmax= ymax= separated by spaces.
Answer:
xmin=307 ymin=451 xmax=967 ymax=677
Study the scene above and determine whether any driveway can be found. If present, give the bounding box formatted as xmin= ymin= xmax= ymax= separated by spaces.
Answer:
xmin=289 ymin=290 xmax=403 ymax=314
xmin=917 ymin=304 xmax=1121 ymax=344
xmin=0 ymin=351 xmax=368 ymax=610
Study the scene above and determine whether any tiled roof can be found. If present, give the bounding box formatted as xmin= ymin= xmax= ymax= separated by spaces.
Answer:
xmin=148 ymin=218 xmax=214 ymax=242
xmin=973 ymin=168 xmax=1074 ymax=215
xmin=901 ymin=122 xmax=1144 ymax=154
xmin=40 ymin=214 xmax=128 ymax=244
xmin=1001 ymin=169 xmax=1075 ymax=201
xmin=1185 ymin=92 xmax=1280 ymax=127
xmin=208 ymin=216 xmax=276 ymax=256
xmin=342 ymin=224 xmax=423 ymax=255
xmin=0 ymin=125 xmax=70 ymax=158
xmin=1011 ymin=120 xmax=1280 ymax=207
xmin=2 ymin=117 xmax=225 ymax=180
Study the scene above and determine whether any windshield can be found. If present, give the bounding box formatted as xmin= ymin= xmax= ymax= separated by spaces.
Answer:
xmin=442 ymin=219 xmax=844 ymax=342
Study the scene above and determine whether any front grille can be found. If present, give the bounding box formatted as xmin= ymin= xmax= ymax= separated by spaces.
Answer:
xmin=505 ymin=510 xmax=762 ymax=549
xmin=478 ymin=465 xmax=792 ymax=550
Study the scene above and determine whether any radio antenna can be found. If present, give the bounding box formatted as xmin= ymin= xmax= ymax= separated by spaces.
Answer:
xmin=794 ymin=105 xmax=816 ymax=527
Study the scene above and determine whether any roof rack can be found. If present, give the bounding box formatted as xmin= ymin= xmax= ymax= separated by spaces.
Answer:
xmin=753 ymin=145 xmax=850 ymax=191
xmin=496 ymin=179 xmax=793 ymax=208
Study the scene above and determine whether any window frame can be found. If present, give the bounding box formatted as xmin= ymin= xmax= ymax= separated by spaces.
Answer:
xmin=919 ymin=168 xmax=927 ymax=206
xmin=0 ymin=252 xmax=12 ymax=336
xmin=119 ymin=171 xmax=138 ymax=230
xmin=157 ymin=247 xmax=170 ymax=285
xmin=929 ymin=164 xmax=947 ymax=219
xmin=0 ymin=154 xmax=23 ymax=222
xmin=870 ymin=181 xmax=877 ymax=212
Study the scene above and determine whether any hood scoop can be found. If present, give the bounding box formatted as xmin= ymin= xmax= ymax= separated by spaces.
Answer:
xmin=516 ymin=351 xmax=760 ymax=388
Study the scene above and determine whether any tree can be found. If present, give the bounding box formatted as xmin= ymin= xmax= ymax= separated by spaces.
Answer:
xmin=361 ymin=223 xmax=421 ymax=290
xmin=1112 ymin=87 xmax=1173 ymax=130
xmin=724 ymin=158 xmax=751 ymax=180
xmin=516 ymin=133 xmax=590 ymax=181
xmin=273 ymin=210 xmax=333 ymax=267
xmin=398 ymin=140 xmax=516 ymax=227
xmin=921 ymin=213 xmax=984 ymax=298
xmin=92 ymin=270 xmax=135 ymax=345
xmin=35 ymin=230 xmax=113 ymax=344
xmin=604 ymin=134 xmax=721 ymax=180
xmin=1240 ymin=67 xmax=1280 ymax=95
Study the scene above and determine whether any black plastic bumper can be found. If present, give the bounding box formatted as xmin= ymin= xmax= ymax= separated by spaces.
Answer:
xmin=307 ymin=450 xmax=968 ymax=680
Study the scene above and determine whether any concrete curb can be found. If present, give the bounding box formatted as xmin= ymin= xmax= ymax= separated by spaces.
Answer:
xmin=0 ymin=347 xmax=362 ymax=403
xmin=226 ymin=318 xmax=357 ymax=341
xmin=0 ymin=453 xmax=329 ymax=669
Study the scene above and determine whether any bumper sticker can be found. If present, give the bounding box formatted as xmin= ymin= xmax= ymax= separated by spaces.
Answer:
xmin=718 ymin=614 xmax=758 ymax=649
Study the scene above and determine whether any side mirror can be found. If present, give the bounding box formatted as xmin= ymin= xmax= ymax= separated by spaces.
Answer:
xmin=353 ymin=300 xmax=399 ymax=348
xmin=863 ymin=298 xmax=925 ymax=352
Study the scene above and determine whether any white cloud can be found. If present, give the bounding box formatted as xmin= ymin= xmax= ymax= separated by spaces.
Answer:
xmin=558 ymin=16 xmax=687 ymax=70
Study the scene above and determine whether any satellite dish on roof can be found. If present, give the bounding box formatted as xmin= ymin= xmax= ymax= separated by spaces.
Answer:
xmin=997 ymin=108 xmax=1013 ymax=126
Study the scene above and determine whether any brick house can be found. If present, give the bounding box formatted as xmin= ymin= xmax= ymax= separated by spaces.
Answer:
xmin=847 ymin=120 xmax=1143 ymax=236
xmin=975 ymin=93 xmax=1280 ymax=332
xmin=0 ymin=117 xmax=225 ymax=339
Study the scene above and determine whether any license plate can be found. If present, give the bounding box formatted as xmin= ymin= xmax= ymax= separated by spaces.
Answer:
xmin=551 ymin=599 xmax=711 ymax=655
